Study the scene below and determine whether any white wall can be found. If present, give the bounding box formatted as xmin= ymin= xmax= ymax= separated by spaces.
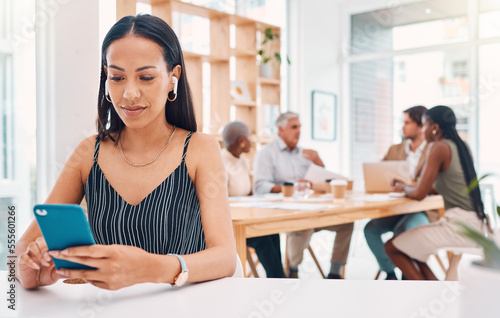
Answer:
xmin=37 ymin=0 xmax=100 ymax=201
xmin=288 ymin=0 xmax=345 ymax=174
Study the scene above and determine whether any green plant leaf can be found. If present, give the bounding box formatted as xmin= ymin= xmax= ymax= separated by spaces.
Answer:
xmin=286 ymin=56 xmax=291 ymax=65
xmin=497 ymin=205 xmax=500 ymax=217
xmin=258 ymin=27 xmax=289 ymax=65
xmin=264 ymin=28 xmax=274 ymax=41
xmin=275 ymin=53 xmax=281 ymax=63
xmin=457 ymin=222 xmax=500 ymax=270
xmin=461 ymin=173 xmax=497 ymax=195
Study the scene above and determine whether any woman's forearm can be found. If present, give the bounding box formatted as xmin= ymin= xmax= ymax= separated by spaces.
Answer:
xmin=403 ymin=184 xmax=428 ymax=201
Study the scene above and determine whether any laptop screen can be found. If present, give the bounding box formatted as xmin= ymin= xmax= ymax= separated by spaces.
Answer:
xmin=362 ymin=161 xmax=412 ymax=193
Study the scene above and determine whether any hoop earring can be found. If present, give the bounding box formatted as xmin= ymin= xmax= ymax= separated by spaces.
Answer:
xmin=167 ymin=76 xmax=178 ymax=102
xmin=105 ymin=81 xmax=112 ymax=103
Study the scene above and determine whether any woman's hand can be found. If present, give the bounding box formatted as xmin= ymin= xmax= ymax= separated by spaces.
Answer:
xmin=391 ymin=178 xmax=407 ymax=192
xmin=48 ymin=244 xmax=165 ymax=290
xmin=17 ymin=237 xmax=60 ymax=289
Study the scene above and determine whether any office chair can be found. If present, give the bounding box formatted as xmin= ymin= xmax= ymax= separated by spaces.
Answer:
xmin=246 ymin=246 xmax=261 ymax=278
xmin=442 ymin=184 xmax=498 ymax=281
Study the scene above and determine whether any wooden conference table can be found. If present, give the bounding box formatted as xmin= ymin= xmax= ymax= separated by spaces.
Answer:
xmin=5 ymin=274 xmax=459 ymax=317
xmin=231 ymin=193 xmax=445 ymax=272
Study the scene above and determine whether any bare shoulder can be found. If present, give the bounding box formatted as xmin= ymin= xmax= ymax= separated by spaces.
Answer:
xmin=186 ymin=132 xmax=221 ymax=156
xmin=183 ymin=132 xmax=223 ymax=181
xmin=428 ymin=140 xmax=451 ymax=154
xmin=66 ymin=135 xmax=97 ymax=168
xmin=66 ymin=135 xmax=98 ymax=183
xmin=77 ymin=135 xmax=98 ymax=153
xmin=426 ymin=141 xmax=452 ymax=168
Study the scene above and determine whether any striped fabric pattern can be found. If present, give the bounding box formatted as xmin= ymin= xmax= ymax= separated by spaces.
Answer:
xmin=84 ymin=132 xmax=206 ymax=255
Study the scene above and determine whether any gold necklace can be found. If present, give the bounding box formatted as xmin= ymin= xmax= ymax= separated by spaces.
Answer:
xmin=118 ymin=126 xmax=176 ymax=167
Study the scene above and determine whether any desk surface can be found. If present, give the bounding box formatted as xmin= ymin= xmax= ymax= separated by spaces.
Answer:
xmin=231 ymin=194 xmax=444 ymax=270
xmin=4 ymin=276 xmax=459 ymax=318
xmin=231 ymin=194 xmax=444 ymax=225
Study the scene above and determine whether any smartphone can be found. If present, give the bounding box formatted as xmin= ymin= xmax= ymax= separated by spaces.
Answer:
xmin=33 ymin=204 xmax=96 ymax=270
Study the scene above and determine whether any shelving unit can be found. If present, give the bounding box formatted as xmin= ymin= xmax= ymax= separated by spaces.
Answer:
xmin=116 ymin=0 xmax=282 ymax=141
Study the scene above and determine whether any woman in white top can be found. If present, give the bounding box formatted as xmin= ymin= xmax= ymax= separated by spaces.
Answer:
xmin=221 ymin=122 xmax=285 ymax=278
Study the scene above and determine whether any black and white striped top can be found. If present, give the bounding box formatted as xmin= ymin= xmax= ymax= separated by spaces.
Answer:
xmin=84 ymin=132 xmax=206 ymax=255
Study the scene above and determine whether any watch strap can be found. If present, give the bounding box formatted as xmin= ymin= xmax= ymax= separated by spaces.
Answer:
xmin=169 ymin=254 xmax=188 ymax=272
xmin=168 ymin=254 xmax=188 ymax=287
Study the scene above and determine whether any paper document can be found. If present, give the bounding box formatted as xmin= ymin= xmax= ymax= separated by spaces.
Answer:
xmin=228 ymin=193 xmax=282 ymax=202
xmin=288 ymin=197 xmax=335 ymax=203
xmin=304 ymin=164 xmax=347 ymax=183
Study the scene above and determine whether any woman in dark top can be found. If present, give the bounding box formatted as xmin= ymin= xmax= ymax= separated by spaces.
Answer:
xmin=16 ymin=14 xmax=236 ymax=290
xmin=385 ymin=105 xmax=488 ymax=280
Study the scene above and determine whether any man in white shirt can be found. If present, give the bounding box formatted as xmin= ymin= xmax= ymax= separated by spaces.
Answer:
xmin=253 ymin=112 xmax=354 ymax=279
xmin=364 ymin=105 xmax=430 ymax=280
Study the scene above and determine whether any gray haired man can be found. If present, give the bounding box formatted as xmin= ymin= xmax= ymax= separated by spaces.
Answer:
xmin=253 ymin=112 xmax=354 ymax=278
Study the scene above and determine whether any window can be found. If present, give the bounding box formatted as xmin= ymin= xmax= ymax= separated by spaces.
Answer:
xmin=393 ymin=49 xmax=470 ymax=141
xmin=393 ymin=17 xmax=469 ymax=51
xmin=0 ymin=0 xmax=36 ymax=269
xmin=350 ymin=58 xmax=393 ymax=182
xmin=0 ymin=54 xmax=13 ymax=181
xmin=479 ymin=0 xmax=500 ymax=38
xmin=181 ymin=0 xmax=236 ymax=14
xmin=396 ymin=61 xmax=406 ymax=82
xmin=452 ymin=60 xmax=468 ymax=78
xmin=351 ymin=0 xmax=469 ymax=55
xmin=478 ymin=43 xmax=500 ymax=197
xmin=349 ymin=0 xmax=499 ymax=195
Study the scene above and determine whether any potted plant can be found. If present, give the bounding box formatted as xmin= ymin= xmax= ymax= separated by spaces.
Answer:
xmin=257 ymin=27 xmax=290 ymax=78
xmin=457 ymin=174 xmax=500 ymax=317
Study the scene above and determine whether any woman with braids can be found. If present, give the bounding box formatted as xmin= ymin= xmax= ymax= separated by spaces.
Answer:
xmin=384 ymin=105 xmax=488 ymax=280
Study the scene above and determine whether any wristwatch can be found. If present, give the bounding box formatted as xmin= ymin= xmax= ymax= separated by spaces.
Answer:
xmin=169 ymin=254 xmax=188 ymax=287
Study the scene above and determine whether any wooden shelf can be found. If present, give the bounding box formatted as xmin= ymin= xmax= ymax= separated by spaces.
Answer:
xmin=259 ymin=77 xmax=280 ymax=85
xmin=183 ymin=51 xmax=229 ymax=63
xmin=231 ymin=48 xmax=257 ymax=58
xmin=152 ymin=0 xmax=227 ymax=19
xmin=231 ymin=100 xmax=257 ymax=107
xmin=145 ymin=0 xmax=277 ymax=28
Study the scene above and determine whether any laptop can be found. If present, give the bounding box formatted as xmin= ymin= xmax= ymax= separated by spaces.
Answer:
xmin=362 ymin=161 xmax=413 ymax=193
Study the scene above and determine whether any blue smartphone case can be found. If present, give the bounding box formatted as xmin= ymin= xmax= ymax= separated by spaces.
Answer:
xmin=33 ymin=204 xmax=96 ymax=270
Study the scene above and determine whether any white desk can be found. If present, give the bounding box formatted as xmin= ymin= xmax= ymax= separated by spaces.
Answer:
xmin=2 ymin=275 xmax=459 ymax=318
